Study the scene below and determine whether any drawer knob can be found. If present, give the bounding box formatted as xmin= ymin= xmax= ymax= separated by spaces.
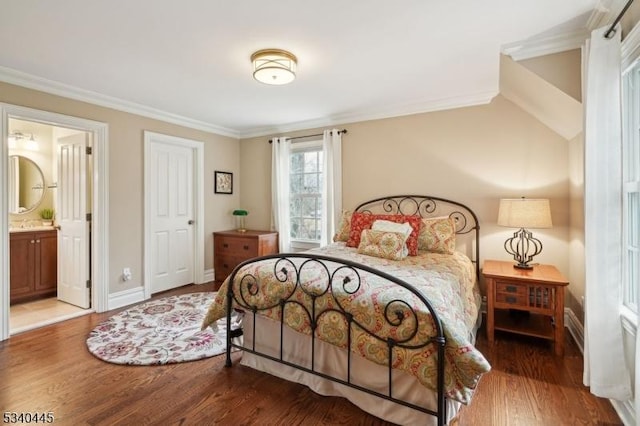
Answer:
xmin=243 ymin=245 xmax=249 ymax=250
xmin=506 ymin=296 xmax=517 ymax=304
xmin=223 ymin=263 xmax=228 ymax=268
xmin=223 ymin=243 xmax=229 ymax=248
xmin=506 ymin=285 xmax=518 ymax=293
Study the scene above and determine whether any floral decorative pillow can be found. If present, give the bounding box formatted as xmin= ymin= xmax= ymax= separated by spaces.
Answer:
xmin=333 ymin=210 xmax=353 ymax=242
xmin=371 ymin=220 xmax=413 ymax=257
xmin=346 ymin=213 xmax=422 ymax=255
xmin=418 ymin=216 xmax=457 ymax=254
xmin=357 ymin=229 xmax=407 ymax=261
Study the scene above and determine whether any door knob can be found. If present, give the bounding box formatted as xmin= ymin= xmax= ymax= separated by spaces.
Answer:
xmin=188 ymin=220 xmax=195 ymax=225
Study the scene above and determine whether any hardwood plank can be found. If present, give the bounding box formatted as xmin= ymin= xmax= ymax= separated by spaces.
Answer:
xmin=0 ymin=284 xmax=622 ymax=425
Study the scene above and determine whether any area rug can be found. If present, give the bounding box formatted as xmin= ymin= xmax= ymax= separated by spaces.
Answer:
xmin=86 ymin=292 xmax=239 ymax=365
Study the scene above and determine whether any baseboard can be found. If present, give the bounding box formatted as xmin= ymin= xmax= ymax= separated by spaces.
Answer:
xmin=108 ymin=286 xmax=146 ymax=310
xmin=610 ymin=399 xmax=635 ymax=426
xmin=203 ymin=268 xmax=214 ymax=283
xmin=564 ymin=307 xmax=584 ymax=354
xmin=564 ymin=307 xmax=637 ymax=426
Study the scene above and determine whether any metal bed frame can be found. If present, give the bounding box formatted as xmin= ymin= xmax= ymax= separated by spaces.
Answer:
xmin=224 ymin=195 xmax=480 ymax=426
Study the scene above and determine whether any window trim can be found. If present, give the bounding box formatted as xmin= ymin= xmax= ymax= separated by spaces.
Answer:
xmin=621 ymin=24 xmax=640 ymax=319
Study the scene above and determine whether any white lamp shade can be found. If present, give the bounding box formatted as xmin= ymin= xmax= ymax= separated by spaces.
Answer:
xmin=251 ymin=49 xmax=297 ymax=85
xmin=497 ymin=198 xmax=552 ymax=229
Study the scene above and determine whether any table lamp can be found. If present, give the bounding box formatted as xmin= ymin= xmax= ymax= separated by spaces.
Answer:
xmin=497 ymin=198 xmax=552 ymax=269
xmin=232 ymin=209 xmax=248 ymax=232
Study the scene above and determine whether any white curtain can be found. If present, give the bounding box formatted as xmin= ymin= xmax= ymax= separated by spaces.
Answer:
xmin=583 ymin=26 xmax=632 ymax=400
xmin=271 ymin=137 xmax=291 ymax=252
xmin=320 ymin=129 xmax=343 ymax=247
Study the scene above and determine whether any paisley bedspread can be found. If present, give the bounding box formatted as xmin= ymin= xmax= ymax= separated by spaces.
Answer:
xmin=202 ymin=242 xmax=490 ymax=404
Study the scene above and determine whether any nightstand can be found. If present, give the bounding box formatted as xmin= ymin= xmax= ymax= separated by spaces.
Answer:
xmin=482 ymin=260 xmax=569 ymax=356
xmin=213 ymin=230 xmax=279 ymax=282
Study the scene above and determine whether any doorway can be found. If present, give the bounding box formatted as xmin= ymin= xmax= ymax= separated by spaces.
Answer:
xmin=6 ymin=119 xmax=92 ymax=333
xmin=1 ymin=104 xmax=109 ymax=341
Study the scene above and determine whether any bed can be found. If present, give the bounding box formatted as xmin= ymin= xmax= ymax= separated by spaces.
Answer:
xmin=202 ymin=195 xmax=491 ymax=425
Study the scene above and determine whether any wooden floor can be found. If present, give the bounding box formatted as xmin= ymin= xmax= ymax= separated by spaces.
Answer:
xmin=0 ymin=283 xmax=622 ymax=426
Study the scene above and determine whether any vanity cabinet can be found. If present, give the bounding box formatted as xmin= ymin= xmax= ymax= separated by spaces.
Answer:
xmin=10 ymin=229 xmax=58 ymax=304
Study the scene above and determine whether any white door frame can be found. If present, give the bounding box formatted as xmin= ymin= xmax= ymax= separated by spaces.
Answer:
xmin=0 ymin=104 xmax=109 ymax=341
xmin=143 ymin=131 xmax=204 ymax=299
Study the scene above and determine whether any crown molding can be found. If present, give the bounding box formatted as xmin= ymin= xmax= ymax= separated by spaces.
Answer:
xmin=237 ymin=90 xmax=497 ymax=139
xmin=586 ymin=0 xmax=627 ymax=31
xmin=502 ymin=1 xmax=628 ymax=61
xmin=0 ymin=65 xmax=240 ymax=138
xmin=0 ymin=65 xmax=497 ymax=141
xmin=501 ymin=28 xmax=590 ymax=61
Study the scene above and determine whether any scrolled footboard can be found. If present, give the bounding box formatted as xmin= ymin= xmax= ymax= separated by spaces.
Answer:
xmin=224 ymin=252 xmax=448 ymax=426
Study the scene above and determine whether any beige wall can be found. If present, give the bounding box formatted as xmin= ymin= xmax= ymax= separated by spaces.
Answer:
xmin=568 ymin=132 xmax=585 ymax=321
xmin=240 ymin=94 xmax=571 ymax=295
xmin=1 ymin=81 xmax=240 ymax=294
xmin=519 ymin=49 xmax=582 ymax=102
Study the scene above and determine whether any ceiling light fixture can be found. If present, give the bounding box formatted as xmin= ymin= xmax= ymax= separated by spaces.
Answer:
xmin=251 ymin=49 xmax=297 ymax=85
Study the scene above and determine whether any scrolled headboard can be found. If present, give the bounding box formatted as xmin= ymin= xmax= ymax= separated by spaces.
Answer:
xmin=353 ymin=195 xmax=480 ymax=278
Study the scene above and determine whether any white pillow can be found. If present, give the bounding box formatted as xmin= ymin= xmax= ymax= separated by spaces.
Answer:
xmin=371 ymin=220 xmax=412 ymax=257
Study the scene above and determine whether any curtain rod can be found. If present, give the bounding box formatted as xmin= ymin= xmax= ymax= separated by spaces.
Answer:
xmin=605 ymin=0 xmax=635 ymax=39
xmin=268 ymin=129 xmax=347 ymax=144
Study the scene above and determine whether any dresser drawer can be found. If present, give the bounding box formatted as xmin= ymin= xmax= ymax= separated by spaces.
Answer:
xmin=214 ymin=255 xmax=247 ymax=281
xmin=215 ymin=237 xmax=258 ymax=256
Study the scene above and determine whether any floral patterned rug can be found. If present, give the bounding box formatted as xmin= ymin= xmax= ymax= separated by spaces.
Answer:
xmin=86 ymin=292 xmax=236 ymax=365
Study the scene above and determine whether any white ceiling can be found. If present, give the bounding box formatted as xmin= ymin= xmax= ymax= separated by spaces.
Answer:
xmin=0 ymin=1 xmax=604 ymax=138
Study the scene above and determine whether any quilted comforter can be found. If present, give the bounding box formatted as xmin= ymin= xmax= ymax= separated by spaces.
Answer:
xmin=202 ymin=242 xmax=490 ymax=404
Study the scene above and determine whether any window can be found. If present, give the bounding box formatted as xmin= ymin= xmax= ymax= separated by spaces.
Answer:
xmin=622 ymin=62 xmax=640 ymax=314
xmin=289 ymin=141 xmax=323 ymax=243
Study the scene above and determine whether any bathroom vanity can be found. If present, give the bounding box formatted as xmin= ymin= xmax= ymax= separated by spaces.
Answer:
xmin=9 ymin=228 xmax=58 ymax=305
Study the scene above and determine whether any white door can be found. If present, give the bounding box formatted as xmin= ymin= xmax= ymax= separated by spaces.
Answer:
xmin=57 ymin=133 xmax=90 ymax=308
xmin=149 ymin=142 xmax=194 ymax=293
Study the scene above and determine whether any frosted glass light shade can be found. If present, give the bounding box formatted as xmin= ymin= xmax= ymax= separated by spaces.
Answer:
xmin=251 ymin=49 xmax=297 ymax=85
xmin=497 ymin=198 xmax=552 ymax=229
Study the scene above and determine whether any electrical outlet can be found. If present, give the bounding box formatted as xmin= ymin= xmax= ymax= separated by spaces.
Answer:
xmin=122 ymin=267 xmax=132 ymax=282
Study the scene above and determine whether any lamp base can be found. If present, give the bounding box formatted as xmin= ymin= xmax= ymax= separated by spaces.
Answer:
xmin=513 ymin=263 xmax=534 ymax=270
xmin=504 ymin=228 xmax=543 ymax=271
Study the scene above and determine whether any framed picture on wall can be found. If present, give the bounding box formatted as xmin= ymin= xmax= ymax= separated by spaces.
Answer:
xmin=214 ymin=171 xmax=233 ymax=194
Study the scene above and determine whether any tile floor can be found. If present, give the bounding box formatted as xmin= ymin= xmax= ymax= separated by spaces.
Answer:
xmin=10 ymin=298 xmax=93 ymax=334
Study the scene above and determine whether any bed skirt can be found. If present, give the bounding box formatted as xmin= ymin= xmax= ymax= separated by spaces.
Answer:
xmin=237 ymin=313 xmax=462 ymax=426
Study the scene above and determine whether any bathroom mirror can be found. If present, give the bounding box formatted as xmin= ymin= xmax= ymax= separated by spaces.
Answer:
xmin=8 ymin=155 xmax=45 ymax=214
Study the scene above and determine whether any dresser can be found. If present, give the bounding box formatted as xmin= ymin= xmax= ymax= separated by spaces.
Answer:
xmin=10 ymin=229 xmax=58 ymax=304
xmin=213 ymin=230 xmax=279 ymax=282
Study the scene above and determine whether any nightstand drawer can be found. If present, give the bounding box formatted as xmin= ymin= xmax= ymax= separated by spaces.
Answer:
xmin=495 ymin=280 xmax=528 ymax=307
xmin=496 ymin=281 xmax=527 ymax=295
xmin=495 ymin=292 xmax=528 ymax=307
xmin=215 ymin=237 xmax=258 ymax=256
